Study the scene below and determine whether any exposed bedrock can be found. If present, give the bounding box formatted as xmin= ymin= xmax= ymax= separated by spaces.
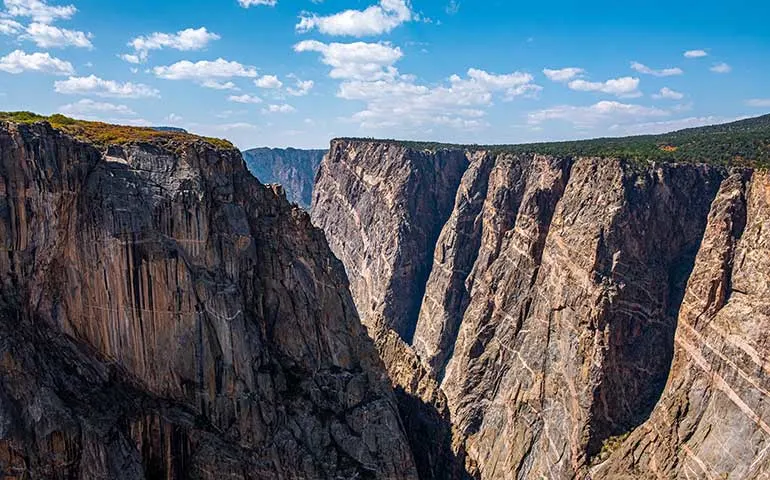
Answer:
xmin=311 ymin=138 xmax=769 ymax=479
xmin=0 ymin=122 xmax=418 ymax=479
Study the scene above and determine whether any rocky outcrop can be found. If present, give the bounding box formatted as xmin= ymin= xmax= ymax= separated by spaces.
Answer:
xmin=0 ymin=121 xmax=417 ymax=479
xmin=312 ymin=137 xmax=770 ymax=479
xmin=242 ymin=147 xmax=326 ymax=209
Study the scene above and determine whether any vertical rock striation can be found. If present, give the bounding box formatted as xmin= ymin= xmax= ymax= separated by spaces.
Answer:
xmin=0 ymin=121 xmax=418 ymax=479
xmin=311 ymin=136 xmax=770 ymax=479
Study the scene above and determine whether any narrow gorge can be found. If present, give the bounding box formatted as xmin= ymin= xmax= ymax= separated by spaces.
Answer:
xmin=311 ymin=117 xmax=770 ymax=479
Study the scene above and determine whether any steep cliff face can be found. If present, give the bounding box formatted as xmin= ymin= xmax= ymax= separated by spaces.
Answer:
xmin=0 ymin=121 xmax=417 ymax=479
xmin=242 ymin=147 xmax=326 ymax=209
xmin=312 ymin=136 xmax=770 ymax=479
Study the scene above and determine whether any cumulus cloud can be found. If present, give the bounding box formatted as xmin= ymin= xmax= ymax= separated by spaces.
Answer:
xmin=294 ymin=40 xmax=403 ymax=81
xmin=296 ymin=0 xmax=413 ymax=37
xmin=528 ymin=101 xmax=669 ymax=128
xmin=568 ymin=76 xmax=641 ymax=98
xmin=254 ymin=74 xmax=282 ymax=88
xmin=54 ymin=75 xmax=160 ymax=98
xmin=652 ymin=87 xmax=684 ymax=100
xmin=286 ymin=78 xmax=314 ymax=96
xmin=262 ymin=103 xmax=296 ymax=113
xmin=543 ymin=67 xmax=584 ymax=82
xmin=58 ymin=98 xmax=136 ymax=117
xmin=630 ymin=62 xmax=683 ymax=77
xmin=684 ymin=50 xmax=708 ymax=58
xmin=21 ymin=22 xmax=92 ymax=48
xmin=126 ymin=27 xmax=219 ymax=62
xmin=238 ymin=0 xmax=276 ymax=6
xmin=4 ymin=0 xmax=76 ymax=23
xmin=0 ymin=49 xmax=73 ymax=75
xmin=228 ymin=94 xmax=262 ymax=104
xmin=153 ymin=59 xmax=257 ymax=89
xmin=0 ymin=18 xmax=23 ymax=35
xmin=710 ymin=62 xmax=731 ymax=73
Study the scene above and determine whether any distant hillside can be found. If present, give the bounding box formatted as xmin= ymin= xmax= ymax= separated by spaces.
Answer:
xmin=340 ymin=113 xmax=770 ymax=167
xmin=242 ymin=147 xmax=326 ymax=209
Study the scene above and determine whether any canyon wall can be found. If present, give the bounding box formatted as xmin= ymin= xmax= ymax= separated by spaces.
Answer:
xmin=312 ymin=138 xmax=770 ymax=479
xmin=0 ymin=121 xmax=417 ymax=479
xmin=242 ymin=147 xmax=326 ymax=209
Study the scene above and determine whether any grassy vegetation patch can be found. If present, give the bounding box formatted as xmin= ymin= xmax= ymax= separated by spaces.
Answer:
xmin=0 ymin=111 xmax=234 ymax=151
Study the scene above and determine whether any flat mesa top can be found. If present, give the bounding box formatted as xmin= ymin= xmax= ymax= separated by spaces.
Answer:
xmin=337 ymin=113 xmax=770 ymax=168
xmin=0 ymin=111 xmax=234 ymax=151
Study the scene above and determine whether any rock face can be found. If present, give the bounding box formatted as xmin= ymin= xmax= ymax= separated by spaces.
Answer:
xmin=242 ymin=147 xmax=326 ymax=209
xmin=0 ymin=121 xmax=417 ymax=479
xmin=311 ymin=138 xmax=770 ymax=479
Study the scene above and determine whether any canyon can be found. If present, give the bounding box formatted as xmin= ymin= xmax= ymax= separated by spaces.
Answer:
xmin=0 ymin=113 xmax=769 ymax=479
xmin=310 ymin=117 xmax=770 ymax=479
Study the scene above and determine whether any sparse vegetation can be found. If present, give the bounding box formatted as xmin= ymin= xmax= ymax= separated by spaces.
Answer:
xmin=339 ymin=114 xmax=770 ymax=168
xmin=590 ymin=432 xmax=632 ymax=466
xmin=0 ymin=111 xmax=235 ymax=150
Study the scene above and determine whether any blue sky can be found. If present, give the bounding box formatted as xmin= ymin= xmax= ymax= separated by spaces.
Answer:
xmin=1 ymin=0 xmax=769 ymax=149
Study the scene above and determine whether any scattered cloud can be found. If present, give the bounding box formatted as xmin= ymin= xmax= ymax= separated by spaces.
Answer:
xmin=684 ymin=50 xmax=708 ymax=58
xmin=287 ymin=78 xmax=314 ymax=96
xmin=746 ymin=98 xmax=770 ymax=108
xmin=58 ymin=98 xmax=136 ymax=117
xmin=254 ymin=74 xmax=282 ymax=89
xmin=228 ymin=94 xmax=262 ymax=104
xmin=630 ymin=61 xmax=683 ymax=77
xmin=297 ymin=0 xmax=414 ymax=37
xmin=54 ymin=75 xmax=160 ymax=98
xmin=238 ymin=0 xmax=276 ymax=7
xmin=165 ymin=113 xmax=183 ymax=123
xmin=543 ymin=67 xmax=584 ymax=82
xmin=262 ymin=103 xmax=296 ymax=113
xmin=126 ymin=27 xmax=220 ymax=63
xmin=528 ymin=101 xmax=669 ymax=128
xmin=710 ymin=62 xmax=731 ymax=74
xmin=609 ymin=116 xmax=743 ymax=136
xmin=568 ymin=76 xmax=641 ymax=98
xmin=295 ymin=40 xmax=403 ymax=81
xmin=21 ymin=22 xmax=92 ymax=48
xmin=446 ymin=0 xmax=460 ymax=14
xmin=4 ymin=0 xmax=76 ymax=23
xmin=153 ymin=58 xmax=257 ymax=89
xmin=0 ymin=49 xmax=73 ymax=75
xmin=652 ymin=87 xmax=684 ymax=100
xmin=0 ymin=18 xmax=23 ymax=35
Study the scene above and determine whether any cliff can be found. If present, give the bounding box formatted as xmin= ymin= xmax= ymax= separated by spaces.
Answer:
xmin=311 ymin=117 xmax=770 ymax=479
xmin=0 ymin=118 xmax=418 ymax=479
xmin=242 ymin=147 xmax=326 ymax=209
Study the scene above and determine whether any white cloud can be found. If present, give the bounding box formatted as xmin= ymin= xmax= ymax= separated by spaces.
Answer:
xmin=297 ymin=0 xmax=413 ymax=37
xmin=228 ymin=94 xmax=262 ymax=104
xmin=165 ymin=113 xmax=183 ymax=123
xmin=54 ymin=75 xmax=160 ymax=98
xmin=610 ymin=116 xmax=743 ymax=136
xmin=262 ymin=103 xmax=296 ymax=113
xmin=126 ymin=27 xmax=219 ymax=62
xmin=0 ymin=49 xmax=73 ymax=75
xmin=528 ymin=101 xmax=670 ymax=128
xmin=254 ymin=74 xmax=282 ymax=88
xmin=287 ymin=78 xmax=314 ymax=96
xmin=446 ymin=0 xmax=460 ymax=14
xmin=630 ymin=61 xmax=683 ymax=77
xmin=543 ymin=67 xmax=584 ymax=82
xmin=746 ymin=99 xmax=770 ymax=108
xmin=153 ymin=59 xmax=257 ymax=88
xmin=4 ymin=0 xmax=76 ymax=23
xmin=684 ymin=50 xmax=708 ymax=58
xmin=652 ymin=87 xmax=684 ymax=100
xmin=120 ymin=53 xmax=141 ymax=64
xmin=294 ymin=40 xmax=403 ymax=81
xmin=0 ymin=18 xmax=23 ymax=35
xmin=568 ymin=76 xmax=641 ymax=98
xmin=58 ymin=99 xmax=136 ymax=117
xmin=21 ymin=22 xmax=92 ymax=48
xmin=238 ymin=0 xmax=276 ymax=6
xmin=710 ymin=62 xmax=731 ymax=74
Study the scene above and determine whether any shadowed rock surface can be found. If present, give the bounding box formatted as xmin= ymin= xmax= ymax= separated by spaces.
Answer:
xmin=242 ymin=147 xmax=326 ymax=209
xmin=311 ymin=135 xmax=770 ymax=479
xmin=0 ymin=120 xmax=418 ymax=479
